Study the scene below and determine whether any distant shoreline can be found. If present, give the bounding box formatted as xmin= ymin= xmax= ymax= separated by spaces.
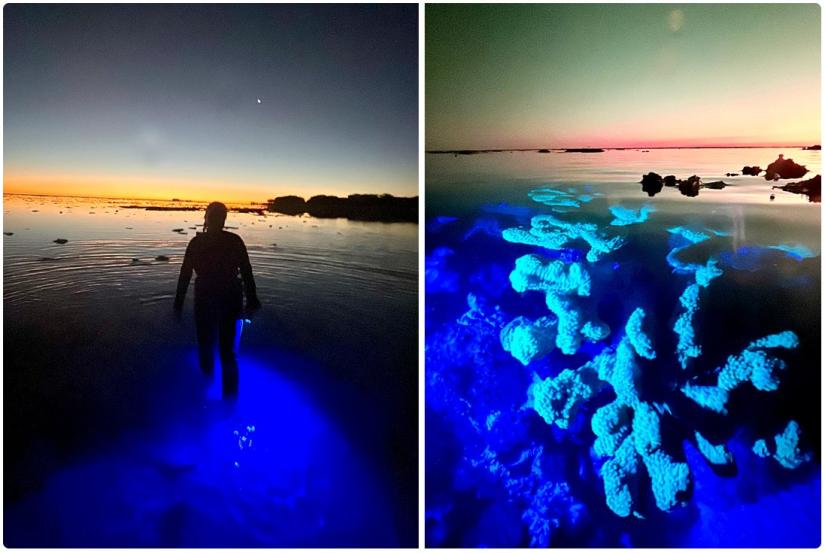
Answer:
xmin=427 ymin=145 xmax=820 ymax=154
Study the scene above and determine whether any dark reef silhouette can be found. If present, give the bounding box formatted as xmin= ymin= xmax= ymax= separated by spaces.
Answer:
xmin=764 ymin=155 xmax=808 ymax=181
xmin=267 ymin=194 xmax=418 ymax=222
xmin=773 ymin=174 xmax=821 ymax=203
xmin=120 ymin=205 xmax=267 ymax=215
xmin=564 ymin=148 xmax=605 ymax=153
xmin=640 ymin=172 xmax=664 ymax=196
xmin=639 ymin=174 xmax=727 ymax=198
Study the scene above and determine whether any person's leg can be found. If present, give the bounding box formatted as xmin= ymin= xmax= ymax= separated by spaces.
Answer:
xmin=218 ymin=317 xmax=241 ymax=396
xmin=194 ymin=303 xmax=217 ymax=375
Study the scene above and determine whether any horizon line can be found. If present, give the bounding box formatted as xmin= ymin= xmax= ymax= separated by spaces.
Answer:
xmin=426 ymin=144 xmax=820 ymax=153
xmin=2 ymin=191 xmax=420 ymax=203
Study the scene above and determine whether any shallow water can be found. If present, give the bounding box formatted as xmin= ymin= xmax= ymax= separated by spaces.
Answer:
xmin=425 ymin=148 xmax=820 ymax=547
xmin=3 ymin=194 xmax=418 ymax=546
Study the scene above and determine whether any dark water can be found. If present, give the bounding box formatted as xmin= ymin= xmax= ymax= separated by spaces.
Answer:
xmin=3 ymin=195 xmax=418 ymax=546
xmin=425 ymin=148 xmax=821 ymax=547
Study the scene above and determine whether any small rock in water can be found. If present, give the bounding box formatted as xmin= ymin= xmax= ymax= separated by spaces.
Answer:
xmin=770 ymin=194 xmax=776 ymax=201
xmin=53 ymin=238 xmax=68 ymax=244
xmin=172 ymin=228 xmax=184 ymax=232
xmin=155 ymin=255 xmax=170 ymax=261
xmin=3 ymin=232 xmax=13 ymax=236
xmin=125 ymin=227 xmax=133 ymax=230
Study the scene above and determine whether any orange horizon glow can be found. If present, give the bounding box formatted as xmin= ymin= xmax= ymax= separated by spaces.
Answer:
xmin=3 ymin=171 xmax=417 ymax=203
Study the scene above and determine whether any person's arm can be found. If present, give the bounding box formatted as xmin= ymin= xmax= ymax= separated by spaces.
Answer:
xmin=239 ymin=239 xmax=261 ymax=311
xmin=174 ymin=240 xmax=195 ymax=311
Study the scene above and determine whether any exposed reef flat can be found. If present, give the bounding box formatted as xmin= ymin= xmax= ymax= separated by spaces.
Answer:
xmin=638 ymin=173 xmax=728 ymax=198
xmin=773 ymin=174 xmax=821 ymax=203
xmin=120 ymin=205 xmax=267 ymax=215
xmin=267 ymin=194 xmax=417 ymax=222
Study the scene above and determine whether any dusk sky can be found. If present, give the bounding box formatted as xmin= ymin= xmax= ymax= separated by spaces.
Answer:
xmin=5 ymin=4 xmax=418 ymax=202
xmin=426 ymin=4 xmax=821 ymax=150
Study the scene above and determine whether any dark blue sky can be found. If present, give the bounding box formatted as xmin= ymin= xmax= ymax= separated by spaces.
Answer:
xmin=5 ymin=4 xmax=418 ymax=200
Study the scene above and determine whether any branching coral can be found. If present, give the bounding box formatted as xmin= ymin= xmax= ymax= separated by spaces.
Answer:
xmin=528 ymin=366 xmax=604 ymax=429
xmin=681 ymin=331 xmax=799 ymax=414
xmin=505 ymin=254 xmax=608 ymax=356
xmin=500 ymin=316 xmax=556 ymax=366
xmin=509 ymin=254 xmax=591 ymax=297
xmin=609 ymin=204 xmax=655 ymax=226
xmin=528 ymin=308 xmax=690 ymax=517
xmin=694 ymin=432 xmax=733 ymax=465
xmin=468 ymin=186 xmax=811 ymax=531
xmin=753 ymin=420 xmax=812 ymax=470
xmin=503 ymin=214 xmax=625 ymax=263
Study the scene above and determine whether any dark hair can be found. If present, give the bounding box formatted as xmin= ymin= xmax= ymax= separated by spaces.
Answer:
xmin=204 ymin=201 xmax=228 ymax=231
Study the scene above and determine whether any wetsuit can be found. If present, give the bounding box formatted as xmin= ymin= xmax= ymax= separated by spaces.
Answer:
xmin=174 ymin=230 xmax=260 ymax=394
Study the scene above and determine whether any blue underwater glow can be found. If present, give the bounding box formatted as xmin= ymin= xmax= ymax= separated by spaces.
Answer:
xmin=5 ymin=347 xmax=402 ymax=546
xmin=608 ymin=204 xmax=655 ymax=227
xmin=426 ymin=184 xmax=820 ymax=547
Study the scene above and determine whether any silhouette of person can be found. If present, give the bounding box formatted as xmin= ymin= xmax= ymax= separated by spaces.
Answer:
xmin=174 ymin=202 xmax=261 ymax=396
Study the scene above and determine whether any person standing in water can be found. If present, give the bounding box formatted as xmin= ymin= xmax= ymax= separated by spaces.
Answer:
xmin=174 ymin=202 xmax=261 ymax=396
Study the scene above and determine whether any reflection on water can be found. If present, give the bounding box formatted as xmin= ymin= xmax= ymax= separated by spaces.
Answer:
xmin=425 ymin=148 xmax=820 ymax=547
xmin=3 ymin=194 xmax=417 ymax=546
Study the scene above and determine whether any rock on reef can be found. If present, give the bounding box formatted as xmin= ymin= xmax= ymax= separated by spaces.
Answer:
xmin=773 ymin=174 xmax=821 ymax=203
xmin=764 ymin=154 xmax=808 ymax=181
xmin=742 ymin=166 xmax=762 ymax=176
xmin=267 ymin=193 xmax=417 ymax=222
xmin=640 ymin=173 xmax=663 ymax=196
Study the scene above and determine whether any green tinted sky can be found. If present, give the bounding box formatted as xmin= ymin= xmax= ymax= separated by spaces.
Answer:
xmin=426 ymin=4 xmax=820 ymax=149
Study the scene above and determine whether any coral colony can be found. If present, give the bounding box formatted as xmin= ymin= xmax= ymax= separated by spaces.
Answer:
xmin=426 ymin=185 xmax=813 ymax=545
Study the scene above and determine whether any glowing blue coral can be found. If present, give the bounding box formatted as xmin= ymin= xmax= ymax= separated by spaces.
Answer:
xmin=528 ymin=366 xmax=602 ymax=429
xmin=600 ymin=437 xmax=641 ymax=518
xmin=544 ymin=292 xmax=609 ymax=355
xmin=592 ymin=400 xmax=633 ymax=457
xmin=773 ymin=420 xmax=811 ymax=469
xmin=694 ymin=431 xmax=733 ymax=465
xmin=753 ymin=439 xmax=771 ymax=458
xmin=642 ymin=450 xmax=690 ymax=512
xmin=500 ymin=316 xmax=556 ymax=366
xmin=625 ymin=307 xmax=656 ymax=360
xmin=682 ymin=331 xmax=799 ymax=413
xmin=674 ymin=284 xmax=702 ymax=369
xmin=632 ymin=402 xmax=662 ymax=456
xmin=503 ymin=214 xmax=625 ymax=263
xmin=509 ymin=254 xmax=591 ymax=296
xmin=609 ymin=204 xmax=655 ymax=226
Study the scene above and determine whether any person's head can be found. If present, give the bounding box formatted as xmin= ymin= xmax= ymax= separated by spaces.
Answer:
xmin=204 ymin=202 xmax=228 ymax=232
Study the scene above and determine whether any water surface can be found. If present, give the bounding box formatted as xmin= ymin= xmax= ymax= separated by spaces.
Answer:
xmin=425 ymin=148 xmax=820 ymax=547
xmin=4 ymin=194 xmax=418 ymax=546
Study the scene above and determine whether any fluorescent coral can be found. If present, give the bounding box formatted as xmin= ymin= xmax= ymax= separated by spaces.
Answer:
xmin=506 ymin=253 xmax=608 ymax=355
xmin=500 ymin=316 xmax=556 ymax=366
xmin=751 ymin=421 xmax=811 ymax=469
xmin=773 ymin=420 xmax=811 ymax=470
xmin=694 ymin=432 xmax=733 ymax=465
xmin=503 ymin=214 xmax=625 ymax=263
xmin=426 ymin=183 xmax=813 ymax=545
xmin=609 ymin=204 xmax=655 ymax=226
xmin=681 ymin=331 xmax=799 ymax=414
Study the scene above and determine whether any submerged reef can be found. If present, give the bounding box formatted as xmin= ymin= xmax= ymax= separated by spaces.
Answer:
xmin=505 ymin=253 xmax=608 ymax=356
xmin=753 ymin=420 xmax=812 ymax=470
xmin=498 ymin=187 xmax=807 ymax=519
xmin=681 ymin=331 xmax=799 ymax=414
xmin=427 ymin=184 xmax=815 ymax=545
xmin=503 ymin=214 xmax=625 ymax=263
xmin=609 ymin=204 xmax=655 ymax=227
